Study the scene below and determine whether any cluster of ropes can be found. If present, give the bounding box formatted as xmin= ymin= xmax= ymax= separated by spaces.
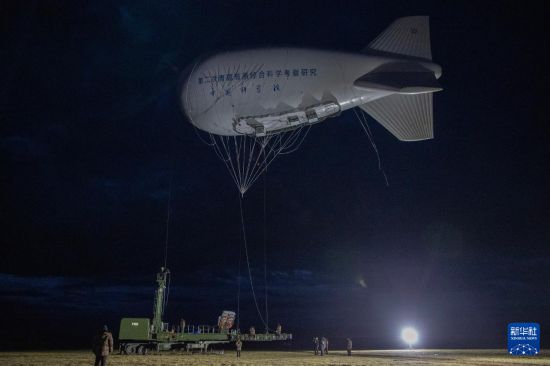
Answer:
xmin=200 ymin=126 xmax=313 ymax=330
xmin=161 ymin=123 xmax=313 ymax=332
xmin=204 ymin=126 xmax=311 ymax=195
xmin=184 ymin=106 xmax=387 ymax=331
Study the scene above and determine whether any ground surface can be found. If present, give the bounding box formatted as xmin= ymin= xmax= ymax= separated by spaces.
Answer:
xmin=2 ymin=350 xmax=549 ymax=366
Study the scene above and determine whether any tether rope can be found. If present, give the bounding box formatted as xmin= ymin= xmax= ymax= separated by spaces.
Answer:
xmin=353 ymin=108 xmax=389 ymax=186
xmin=262 ymin=166 xmax=269 ymax=332
xmin=236 ymin=231 xmax=242 ymax=330
xmin=238 ymin=194 xmax=268 ymax=330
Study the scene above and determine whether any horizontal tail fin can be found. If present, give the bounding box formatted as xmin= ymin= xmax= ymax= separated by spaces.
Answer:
xmin=354 ymin=62 xmax=442 ymax=94
xmin=367 ymin=16 xmax=432 ymax=60
xmin=354 ymin=71 xmax=441 ymax=94
xmin=359 ymin=93 xmax=434 ymax=141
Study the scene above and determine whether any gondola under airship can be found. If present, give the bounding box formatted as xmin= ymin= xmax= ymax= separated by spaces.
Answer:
xmin=180 ymin=16 xmax=443 ymax=193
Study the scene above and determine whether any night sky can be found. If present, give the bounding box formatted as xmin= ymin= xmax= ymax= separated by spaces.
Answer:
xmin=1 ymin=0 xmax=549 ymax=351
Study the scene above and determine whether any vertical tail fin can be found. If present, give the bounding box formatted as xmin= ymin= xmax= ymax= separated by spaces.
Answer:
xmin=367 ymin=16 xmax=432 ymax=60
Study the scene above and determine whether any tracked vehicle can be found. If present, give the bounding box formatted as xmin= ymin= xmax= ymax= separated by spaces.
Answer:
xmin=118 ymin=267 xmax=291 ymax=354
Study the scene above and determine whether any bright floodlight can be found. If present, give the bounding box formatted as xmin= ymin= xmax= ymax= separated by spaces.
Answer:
xmin=401 ymin=327 xmax=419 ymax=348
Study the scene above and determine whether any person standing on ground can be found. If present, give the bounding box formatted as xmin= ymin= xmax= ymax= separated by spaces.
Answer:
xmin=236 ymin=338 xmax=242 ymax=357
xmin=346 ymin=338 xmax=353 ymax=356
xmin=320 ymin=337 xmax=327 ymax=356
xmin=180 ymin=318 xmax=186 ymax=333
xmin=93 ymin=325 xmax=113 ymax=366
xmin=313 ymin=337 xmax=319 ymax=355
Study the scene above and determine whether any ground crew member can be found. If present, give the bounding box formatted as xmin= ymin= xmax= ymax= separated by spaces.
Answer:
xmin=320 ymin=337 xmax=327 ymax=356
xmin=180 ymin=319 xmax=186 ymax=333
xmin=346 ymin=338 xmax=353 ymax=356
xmin=313 ymin=337 xmax=319 ymax=355
xmin=93 ymin=325 xmax=113 ymax=366
xmin=236 ymin=338 xmax=242 ymax=357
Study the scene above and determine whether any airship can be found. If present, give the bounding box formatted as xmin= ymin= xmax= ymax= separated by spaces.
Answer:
xmin=180 ymin=16 xmax=443 ymax=142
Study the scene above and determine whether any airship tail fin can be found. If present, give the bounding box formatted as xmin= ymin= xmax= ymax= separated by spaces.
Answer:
xmin=367 ymin=16 xmax=432 ymax=60
xmin=359 ymin=93 xmax=433 ymax=141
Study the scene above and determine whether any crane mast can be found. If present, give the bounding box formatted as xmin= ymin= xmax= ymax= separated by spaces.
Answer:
xmin=152 ymin=267 xmax=170 ymax=333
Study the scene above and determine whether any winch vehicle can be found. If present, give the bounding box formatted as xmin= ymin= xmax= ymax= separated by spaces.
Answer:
xmin=118 ymin=267 xmax=291 ymax=354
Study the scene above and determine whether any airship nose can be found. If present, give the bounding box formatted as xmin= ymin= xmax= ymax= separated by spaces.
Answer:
xmin=178 ymin=62 xmax=197 ymax=117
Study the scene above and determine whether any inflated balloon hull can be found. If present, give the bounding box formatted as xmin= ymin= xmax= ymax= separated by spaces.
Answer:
xmin=181 ymin=16 xmax=443 ymax=193
xmin=181 ymin=48 xmax=441 ymax=138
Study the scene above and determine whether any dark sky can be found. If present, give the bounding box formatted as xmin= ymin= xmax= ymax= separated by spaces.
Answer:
xmin=1 ymin=0 xmax=549 ymax=351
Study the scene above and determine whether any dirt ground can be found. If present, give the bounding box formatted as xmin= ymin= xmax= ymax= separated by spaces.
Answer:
xmin=1 ymin=349 xmax=549 ymax=366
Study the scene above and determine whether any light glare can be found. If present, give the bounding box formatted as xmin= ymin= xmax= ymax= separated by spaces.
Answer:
xmin=401 ymin=327 xmax=419 ymax=348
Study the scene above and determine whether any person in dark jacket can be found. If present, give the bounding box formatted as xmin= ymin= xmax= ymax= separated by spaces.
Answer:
xmin=346 ymin=338 xmax=353 ymax=356
xmin=313 ymin=337 xmax=319 ymax=355
xmin=93 ymin=325 xmax=113 ymax=366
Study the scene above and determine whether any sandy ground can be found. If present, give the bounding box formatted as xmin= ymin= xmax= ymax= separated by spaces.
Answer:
xmin=1 ymin=349 xmax=549 ymax=366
